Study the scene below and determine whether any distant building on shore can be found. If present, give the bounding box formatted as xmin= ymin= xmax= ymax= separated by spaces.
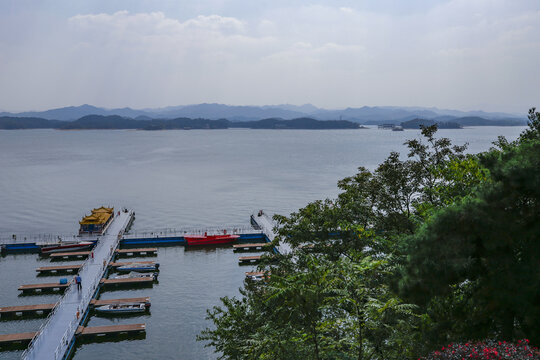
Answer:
xmin=79 ymin=206 xmax=114 ymax=235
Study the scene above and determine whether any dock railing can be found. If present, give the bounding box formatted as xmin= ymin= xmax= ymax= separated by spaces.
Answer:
xmin=22 ymin=211 xmax=133 ymax=360
xmin=122 ymin=225 xmax=262 ymax=239
xmin=0 ymin=233 xmax=99 ymax=245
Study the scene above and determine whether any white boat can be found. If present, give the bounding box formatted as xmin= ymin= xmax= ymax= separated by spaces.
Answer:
xmin=94 ymin=303 xmax=147 ymax=315
xmin=111 ymin=271 xmax=158 ymax=280
xmin=40 ymin=240 xmax=94 ymax=254
xmin=245 ymin=271 xmax=269 ymax=281
xmin=116 ymin=263 xmax=160 ymax=272
xmin=248 ymin=274 xmax=264 ymax=281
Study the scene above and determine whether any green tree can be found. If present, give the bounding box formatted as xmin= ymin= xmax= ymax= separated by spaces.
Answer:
xmin=400 ymin=112 xmax=540 ymax=345
xmin=199 ymin=114 xmax=538 ymax=359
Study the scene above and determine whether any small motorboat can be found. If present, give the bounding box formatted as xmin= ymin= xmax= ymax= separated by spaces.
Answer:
xmin=40 ymin=240 xmax=94 ymax=254
xmin=247 ymin=274 xmax=264 ymax=281
xmin=116 ymin=263 xmax=160 ymax=273
xmin=111 ymin=271 xmax=158 ymax=280
xmin=184 ymin=232 xmax=240 ymax=246
xmin=94 ymin=303 xmax=148 ymax=315
xmin=245 ymin=271 xmax=270 ymax=281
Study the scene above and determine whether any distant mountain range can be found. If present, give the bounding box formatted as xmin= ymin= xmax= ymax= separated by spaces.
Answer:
xmin=0 ymin=104 xmax=527 ymax=125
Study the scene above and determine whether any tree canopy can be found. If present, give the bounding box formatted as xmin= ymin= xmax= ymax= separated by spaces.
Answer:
xmin=198 ymin=108 xmax=540 ymax=359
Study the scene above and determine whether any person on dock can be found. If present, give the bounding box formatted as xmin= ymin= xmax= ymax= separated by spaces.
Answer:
xmin=75 ymin=275 xmax=82 ymax=291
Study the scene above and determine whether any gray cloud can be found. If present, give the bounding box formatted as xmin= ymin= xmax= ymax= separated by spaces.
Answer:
xmin=0 ymin=0 xmax=538 ymax=113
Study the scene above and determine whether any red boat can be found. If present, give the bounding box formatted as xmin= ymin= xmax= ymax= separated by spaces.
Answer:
xmin=184 ymin=233 xmax=240 ymax=246
xmin=41 ymin=241 xmax=94 ymax=254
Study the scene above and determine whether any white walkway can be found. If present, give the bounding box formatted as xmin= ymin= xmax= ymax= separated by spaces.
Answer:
xmin=22 ymin=210 xmax=133 ymax=360
xmin=251 ymin=210 xmax=291 ymax=254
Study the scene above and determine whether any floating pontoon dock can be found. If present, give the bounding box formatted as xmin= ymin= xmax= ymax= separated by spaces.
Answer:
xmin=36 ymin=264 xmax=82 ymax=274
xmin=0 ymin=208 xmax=281 ymax=357
xmin=0 ymin=303 xmax=56 ymax=317
xmin=21 ymin=210 xmax=134 ymax=360
xmin=0 ymin=332 xmax=36 ymax=346
xmin=49 ymin=251 xmax=91 ymax=260
xmin=233 ymin=243 xmax=271 ymax=251
xmin=109 ymin=261 xmax=156 ymax=268
xmin=250 ymin=210 xmax=289 ymax=254
xmin=245 ymin=271 xmax=268 ymax=277
xmin=18 ymin=283 xmax=69 ymax=293
xmin=76 ymin=324 xmax=145 ymax=338
xmin=238 ymin=255 xmax=262 ymax=264
xmin=90 ymin=297 xmax=150 ymax=307
xmin=115 ymin=248 xmax=157 ymax=256
xmin=100 ymin=277 xmax=155 ymax=287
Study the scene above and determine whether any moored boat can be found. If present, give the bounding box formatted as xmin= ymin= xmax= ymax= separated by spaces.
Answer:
xmin=94 ymin=303 xmax=148 ymax=315
xmin=184 ymin=233 xmax=240 ymax=246
xmin=116 ymin=263 xmax=160 ymax=273
xmin=245 ymin=271 xmax=270 ymax=281
xmin=40 ymin=241 xmax=94 ymax=254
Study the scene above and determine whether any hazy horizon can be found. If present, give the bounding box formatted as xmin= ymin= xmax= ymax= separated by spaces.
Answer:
xmin=1 ymin=0 xmax=539 ymax=113
xmin=0 ymin=102 xmax=527 ymax=117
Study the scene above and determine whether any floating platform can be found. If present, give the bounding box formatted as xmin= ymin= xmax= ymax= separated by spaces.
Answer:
xmin=233 ymin=243 xmax=271 ymax=251
xmin=109 ymin=261 xmax=156 ymax=268
xmin=18 ymin=282 xmax=69 ymax=293
xmin=238 ymin=255 xmax=262 ymax=264
xmin=90 ymin=297 xmax=150 ymax=307
xmin=49 ymin=251 xmax=91 ymax=260
xmin=115 ymin=248 xmax=157 ymax=256
xmin=121 ymin=236 xmax=186 ymax=246
xmin=0 ymin=331 xmax=36 ymax=345
xmin=0 ymin=303 xmax=56 ymax=317
xmin=76 ymin=323 xmax=146 ymax=337
xmin=36 ymin=264 xmax=82 ymax=274
xmin=245 ymin=271 xmax=268 ymax=277
xmin=100 ymin=277 xmax=154 ymax=287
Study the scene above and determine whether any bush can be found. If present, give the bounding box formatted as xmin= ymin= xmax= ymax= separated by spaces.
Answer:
xmin=422 ymin=339 xmax=540 ymax=360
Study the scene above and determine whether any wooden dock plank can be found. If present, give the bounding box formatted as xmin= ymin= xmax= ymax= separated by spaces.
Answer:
xmin=0 ymin=303 xmax=56 ymax=314
xmin=245 ymin=271 xmax=268 ymax=277
xmin=233 ymin=243 xmax=270 ymax=250
xmin=109 ymin=261 xmax=155 ymax=268
xmin=36 ymin=264 xmax=82 ymax=272
xmin=239 ymin=255 xmax=262 ymax=261
xmin=100 ymin=277 xmax=154 ymax=286
xmin=76 ymin=323 xmax=145 ymax=337
xmin=115 ymin=248 xmax=157 ymax=254
xmin=49 ymin=251 xmax=90 ymax=259
xmin=0 ymin=332 xmax=36 ymax=344
xmin=18 ymin=283 xmax=69 ymax=291
xmin=90 ymin=297 xmax=150 ymax=306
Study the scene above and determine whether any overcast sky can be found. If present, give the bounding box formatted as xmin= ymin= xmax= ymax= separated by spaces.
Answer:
xmin=0 ymin=0 xmax=538 ymax=113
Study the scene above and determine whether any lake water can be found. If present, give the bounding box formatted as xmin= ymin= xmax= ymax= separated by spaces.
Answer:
xmin=0 ymin=126 xmax=526 ymax=359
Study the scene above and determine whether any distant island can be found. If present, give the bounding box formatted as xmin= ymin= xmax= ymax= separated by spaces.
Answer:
xmin=0 ymin=115 xmax=361 ymax=130
xmin=401 ymin=118 xmax=462 ymax=129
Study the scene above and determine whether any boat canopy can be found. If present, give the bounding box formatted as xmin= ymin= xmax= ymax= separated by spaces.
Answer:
xmin=79 ymin=206 xmax=114 ymax=225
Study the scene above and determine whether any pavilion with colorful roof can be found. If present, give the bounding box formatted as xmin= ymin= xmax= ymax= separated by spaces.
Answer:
xmin=79 ymin=206 xmax=114 ymax=235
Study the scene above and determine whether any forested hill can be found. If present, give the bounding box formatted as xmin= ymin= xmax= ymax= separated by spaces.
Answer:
xmin=401 ymin=116 xmax=524 ymax=128
xmin=0 ymin=115 xmax=360 ymax=130
xmin=230 ymin=117 xmax=359 ymax=129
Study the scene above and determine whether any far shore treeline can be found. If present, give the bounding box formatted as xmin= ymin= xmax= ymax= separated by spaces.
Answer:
xmin=0 ymin=113 xmax=527 ymax=130
xmin=0 ymin=115 xmax=360 ymax=130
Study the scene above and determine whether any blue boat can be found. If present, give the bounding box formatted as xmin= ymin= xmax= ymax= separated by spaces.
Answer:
xmin=116 ymin=263 xmax=159 ymax=273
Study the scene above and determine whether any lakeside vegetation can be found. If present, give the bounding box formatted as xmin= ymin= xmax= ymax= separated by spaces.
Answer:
xmin=198 ymin=108 xmax=540 ymax=359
